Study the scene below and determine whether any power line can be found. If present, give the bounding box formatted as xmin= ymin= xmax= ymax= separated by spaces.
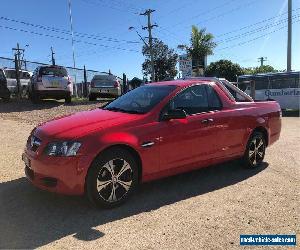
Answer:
xmin=194 ymin=0 xmax=259 ymax=27
xmin=157 ymin=8 xmax=300 ymax=47
xmin=217 ymin=14 xmax=300 ymax=44
xmin=162 ymin=0 xmax=240 ymax=30
xmin=215 ymin=7 xmax=300 ymax=38
xmin=161 ymin=0 xmax=257 ymax=32
xmin=0 ymin=24 xmax=140 ymax=53
xmin=216 ymin=19 xmax=300 ymax=51
xmin=0 ymin=16 xmax=141 ymax=45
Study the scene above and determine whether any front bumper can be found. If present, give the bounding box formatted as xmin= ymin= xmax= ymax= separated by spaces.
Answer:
xmin=22 ymin=149 xmax=90 ymax=195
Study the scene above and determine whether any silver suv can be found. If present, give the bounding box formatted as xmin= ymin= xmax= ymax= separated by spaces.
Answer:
xmin=89 ymin=74 xmax=122 ymax=101
xmin=29 ymin=65 xmax=73 ymax=103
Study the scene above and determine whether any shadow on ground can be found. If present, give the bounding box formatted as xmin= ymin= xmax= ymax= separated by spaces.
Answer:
xmin=0 ymin=99 xmax=107 ymax=113
xmin=0 ymin=160 xmax=268 ymax=249
xmin=282 ymin=110 xmax=300 ymax=117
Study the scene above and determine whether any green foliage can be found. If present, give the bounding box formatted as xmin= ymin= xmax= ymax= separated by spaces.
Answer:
xmin=244 ymin=65 xmax=278 ymax=75
xmin=178 ymin=25 xmax=216 ymax=73
xmin=142 ymin=40 xmax=178 ymax=81
xmin=205 ymin=60 xmax=244 ymax=82
xmin=189 ymin=26 xmax=216 ymax=59
xmin=130 ymin=77 xmax=143 ymax=88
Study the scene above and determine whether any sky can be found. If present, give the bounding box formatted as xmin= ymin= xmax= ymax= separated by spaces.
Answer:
xmin=0 ymin=0 xmax=299 ymax=80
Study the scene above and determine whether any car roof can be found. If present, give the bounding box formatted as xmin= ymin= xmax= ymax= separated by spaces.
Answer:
xmin=3 ymin=68 xmax=30 ymax=73
xmin=148 ymin=78 xmax=217 ymax=88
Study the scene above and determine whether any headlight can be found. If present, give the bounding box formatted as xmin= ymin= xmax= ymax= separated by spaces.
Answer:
xmin=44 ymin=141 xmax=81 ymax=156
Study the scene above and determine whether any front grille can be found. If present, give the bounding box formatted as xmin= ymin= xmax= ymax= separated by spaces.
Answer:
xmin=27 ymin=135 xmax=42 ymax=152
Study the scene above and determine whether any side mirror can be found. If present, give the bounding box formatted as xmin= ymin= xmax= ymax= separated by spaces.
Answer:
xmin=162 ymin=109 xmax=187 ymax=121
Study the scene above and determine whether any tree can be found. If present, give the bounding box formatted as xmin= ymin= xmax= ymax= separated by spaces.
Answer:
xmin=244 ymin=65 xmax=278 ymax=75
xmin=129 ymin=77 xmax=143 ymax=89
xmin=142 ymin=40 xmax=178 ymax=82
xmin=205 ymin=60 xmax=244 ymax=82
xmin=178 ymin=25 xmax=216 ymax=76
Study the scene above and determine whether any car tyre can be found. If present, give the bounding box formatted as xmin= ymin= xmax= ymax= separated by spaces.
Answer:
xmin=30 ymin=91 xmax=40 ymax=104
xmin=89 ymin=95 xmax=96 ymax=101
xmin=242 ymin=131 xmax=266 ymax=168
xmin=65 ymin=95 xmax=72 ymax=104
xmin=86 ymin=147 xmax=139 ymax=208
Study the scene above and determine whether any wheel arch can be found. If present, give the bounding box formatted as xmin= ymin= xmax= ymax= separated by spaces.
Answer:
xmin=84 ymin=144 xmax=143 ymax=193
xmin=251 ymin=126 xmax=269 ymax=146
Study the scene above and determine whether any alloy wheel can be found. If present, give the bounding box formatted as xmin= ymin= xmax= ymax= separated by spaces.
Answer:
xmin=248 ymin=137 xmax=265 ymax=166
xmin=96 ymin=158 xmax=133 ymax=203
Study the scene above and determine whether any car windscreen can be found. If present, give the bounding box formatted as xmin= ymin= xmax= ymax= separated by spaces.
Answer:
xmin=4 ymin=70 xmax=16 ymax=79
xmin=20 ymin=72 xmax=31 ymax=79
xmin=93 ymin=75 xmax=115 ymax=81
xmin=40 ymin=67 xmax=68 ymax=77
xmin=92 ymin=75 xmax=116 ymax=86
xmin=103 ymin=85 xmax=177 ymax=114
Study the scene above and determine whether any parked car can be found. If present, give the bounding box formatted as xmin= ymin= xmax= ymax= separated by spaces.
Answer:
xmin=28 ymin=65 xmax=73 ymax=103
xmin=4 ymin=68 xmax=32 ymax=97
xmin=89 ymin=74 xmax=122 ymax=101
xmin=0 ymin=68 xmax=10 ymax=101
xmin=22 ymin=78 xmax=281 ymax=208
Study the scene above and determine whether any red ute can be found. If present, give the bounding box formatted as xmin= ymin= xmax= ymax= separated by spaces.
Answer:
xmin=22 ymin=78 xmax=281 ymax=208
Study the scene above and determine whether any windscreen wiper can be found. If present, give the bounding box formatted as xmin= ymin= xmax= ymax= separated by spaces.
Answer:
xmin=105 ymin=107 xmax=144 ymax=114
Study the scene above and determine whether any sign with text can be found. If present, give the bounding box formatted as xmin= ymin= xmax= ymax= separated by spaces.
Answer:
xmin=179 ymin=54 xmax=192 ymax=78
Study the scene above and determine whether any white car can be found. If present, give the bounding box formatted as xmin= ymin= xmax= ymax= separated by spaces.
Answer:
xmin=28 ymin=65 xmax=73 ymax=103
xmin=4 ymin=68 xmax=32 ymax=96
xmin=89 ymin=74 xmax=122 ymax=101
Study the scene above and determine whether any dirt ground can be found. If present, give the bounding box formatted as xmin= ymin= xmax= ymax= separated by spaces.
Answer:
xmin=0 ymin=100 xmax=299 ymax=249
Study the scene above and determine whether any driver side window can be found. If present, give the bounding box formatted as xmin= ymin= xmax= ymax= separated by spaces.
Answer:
xmin=163 ymin=84 xmax=222 ymax=116
xmin=169 ymin=85 xmax=209 ymax=115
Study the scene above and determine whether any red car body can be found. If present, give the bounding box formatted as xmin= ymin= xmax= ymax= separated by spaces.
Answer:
xmin=22 ymin=79 xmax=281 ymax=195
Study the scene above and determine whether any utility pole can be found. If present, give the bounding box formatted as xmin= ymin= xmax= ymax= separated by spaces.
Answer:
xmin=68 ymin=0 xmax=76 ymax=69
xmin=140 ymin=9 xmax=157 ymax=82
xmin=287 ymin=0 xmax=292 ymax=71
xmin=258 ymin=57 xmax=267 ymax=67
xmin=51 ymin=47 xmax=56 ymax=65
xmin=12 ymin=43 xmax=24 ymax=99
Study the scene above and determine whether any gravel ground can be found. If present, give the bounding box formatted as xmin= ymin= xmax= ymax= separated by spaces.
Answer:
xmin=0 ymin=101 xmax=299 ymax=249
xmin=0 ymin=99 xmax=106 ymax=125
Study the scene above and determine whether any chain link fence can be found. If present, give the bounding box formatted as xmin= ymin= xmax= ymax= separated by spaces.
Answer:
xmin=0 ymin=56 xmax=123 ymax=97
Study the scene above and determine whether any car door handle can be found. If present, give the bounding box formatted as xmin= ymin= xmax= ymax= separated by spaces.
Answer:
xmin=201 ymin=118 xmax=214 ymax=124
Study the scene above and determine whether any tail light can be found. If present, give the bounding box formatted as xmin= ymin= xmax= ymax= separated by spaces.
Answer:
xmin=114 ymin=81 xmax=120 ymax=88
xmin=67 ymin=76 xmax=72 ymax=85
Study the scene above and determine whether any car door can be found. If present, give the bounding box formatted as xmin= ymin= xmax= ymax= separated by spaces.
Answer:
xmin=205 ymin=84 xmax=247 ymax=161
xmin=158 ymin=84 xmax=220 ymax=171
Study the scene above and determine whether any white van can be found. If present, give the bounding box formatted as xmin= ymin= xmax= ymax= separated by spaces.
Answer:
xmin=4 ymin=68 xmax=32 ymax=96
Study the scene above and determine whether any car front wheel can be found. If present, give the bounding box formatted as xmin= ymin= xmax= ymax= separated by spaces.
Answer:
xmin=243 ymin=132 xmax=266 ymax=168
xmin=86 ymin=147 xmax=139 ymax=208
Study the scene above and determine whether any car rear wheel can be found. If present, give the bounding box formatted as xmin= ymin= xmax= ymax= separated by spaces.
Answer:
xmin=243 ymin=132 xmax=266 ymax=168
xmin=89 ymin=95 xmax=96 ymax=101
xmin=30 ymin=91 xmax=40 ymax=104
xmin=65 ymin=95 xmax=72 ymax=104
xmin=86 ymin=147 xmax=139 ymax=208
